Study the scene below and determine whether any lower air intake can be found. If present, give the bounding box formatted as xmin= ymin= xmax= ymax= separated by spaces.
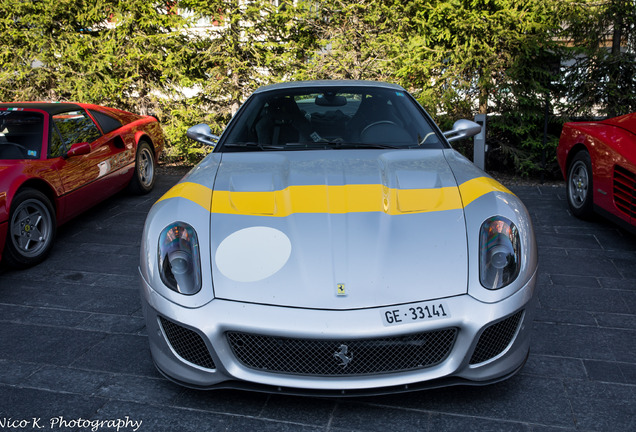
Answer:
xmin=159 ymin=316 xmax=216 ymax=370
xmin=470 ymin=310 xmax=524 ymax=365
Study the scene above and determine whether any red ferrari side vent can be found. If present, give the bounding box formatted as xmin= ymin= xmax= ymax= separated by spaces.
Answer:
xmin=613 ymin=165 xmax=636 ymax=218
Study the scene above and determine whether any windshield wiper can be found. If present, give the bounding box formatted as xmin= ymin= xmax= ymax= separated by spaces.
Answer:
xmin=285 ymin=141 xmax=403 ymax=150
xmin=221 ymin=142 xmax=285 ymax=151
xmin=222 ymin=142 xmax=403 ymax=151
xmin=282 ymin=142 xmax=334 ymax=150
xmin=329 ymin=142 xmax=402 ymax=150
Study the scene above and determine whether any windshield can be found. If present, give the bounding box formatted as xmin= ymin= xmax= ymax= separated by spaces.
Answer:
xmin=0 ymin=111 xmax=44 ymax=160
xmin=218 ymin=86 xmax=444 ymax=152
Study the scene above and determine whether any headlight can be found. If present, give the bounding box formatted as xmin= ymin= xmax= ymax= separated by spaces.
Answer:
xmin=158 ymin=222 xmax=201 ymax=295
xmin=479 ymin=217 xmax=520 ymax=289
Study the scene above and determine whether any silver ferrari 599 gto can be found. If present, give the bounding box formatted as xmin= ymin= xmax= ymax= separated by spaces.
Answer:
xmin=139 ymin=80 xmax=538 ymax=395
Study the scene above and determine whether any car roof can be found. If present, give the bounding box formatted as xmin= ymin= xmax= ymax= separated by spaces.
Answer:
xmin=0 ymin=102 xmax=85 ymax=115
xmin=253 ymin=80 xmax=406 ymax=94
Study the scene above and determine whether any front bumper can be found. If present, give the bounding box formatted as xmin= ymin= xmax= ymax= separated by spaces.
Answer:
xmin=140 ymin=268 xmax=537 ymax=395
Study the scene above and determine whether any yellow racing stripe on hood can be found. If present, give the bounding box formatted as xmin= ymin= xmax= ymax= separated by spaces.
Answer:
xmin=212 ymin=184 xmax=462 ymax=216
xmin=457 ymin=176 xmax=514 ymax=206
xmin=156 ymin=177 xmax=512 ymax=216
xmin=156 ymin=182 xmax=213 ymax=210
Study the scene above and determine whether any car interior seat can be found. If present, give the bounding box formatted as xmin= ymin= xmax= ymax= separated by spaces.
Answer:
xmin=256 ymin=97 xmax=312 ymax=145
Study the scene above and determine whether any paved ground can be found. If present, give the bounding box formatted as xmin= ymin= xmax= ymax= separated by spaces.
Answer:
xmin=0 ymin=174 xmax=634 ymax=432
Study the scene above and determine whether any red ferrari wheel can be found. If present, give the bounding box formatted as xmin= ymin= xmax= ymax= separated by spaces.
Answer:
xmin=566 ymin=150 xmax=594 ymax=219
xmin=4 ymin=188 xmax=56 ymax=268
xmin=128 ymin=141 xmax=156 ymax=194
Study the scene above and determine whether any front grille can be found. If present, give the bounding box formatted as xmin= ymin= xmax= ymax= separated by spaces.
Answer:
xmin=613 ymin=165 xmax=636 ymax=218
xmin=159 ymin=316 xmax=216 ymax=369
xmin=226 ymin=329 xmax=457 ymax=376
xmin=469 ymin=310 xmax=523 ymax=365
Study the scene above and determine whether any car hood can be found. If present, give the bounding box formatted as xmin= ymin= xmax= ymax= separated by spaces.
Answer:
xmin=209 ymin=150 xmax=469 ymax=309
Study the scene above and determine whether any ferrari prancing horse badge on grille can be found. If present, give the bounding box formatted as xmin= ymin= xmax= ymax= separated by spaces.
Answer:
xmin=334 ymin=344 xmax=353 ymax=368
xmin=337 ymin=283 xmax=346 ymax=296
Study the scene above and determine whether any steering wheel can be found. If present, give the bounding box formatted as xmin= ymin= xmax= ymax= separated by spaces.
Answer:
xmin=360 ymin=120 xmax=398 ymax=137
xmin=0 ymin=141 xmax=28 ymax=151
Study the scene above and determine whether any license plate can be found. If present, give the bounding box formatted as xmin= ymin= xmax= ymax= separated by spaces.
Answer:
xmin=381 ymin=301 xmax=450 ymax=326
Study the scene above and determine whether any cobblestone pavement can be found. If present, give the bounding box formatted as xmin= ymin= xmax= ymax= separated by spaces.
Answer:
xmin=1 ymin=174 xmax=634 ymax=432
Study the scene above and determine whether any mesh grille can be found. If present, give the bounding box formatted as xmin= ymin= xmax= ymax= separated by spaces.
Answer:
xmin=613 ymin=165 xmax=636 ymax=218
xmin=159 ymin=316 xmax=216 ymax=369
xmin=226 ymin=328 xmax=457 ymax=376
xmin=470 ymin=310 xmax=523 ymax=365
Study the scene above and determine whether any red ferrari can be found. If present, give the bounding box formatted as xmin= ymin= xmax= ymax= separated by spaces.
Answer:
xmin=557 ymin=112 xmax=636 ymax=233
xmin=0 ymin=102 xmax=164 ymax=268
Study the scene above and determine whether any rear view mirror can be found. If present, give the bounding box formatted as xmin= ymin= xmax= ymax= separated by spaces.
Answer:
xmin=315 ymin=94 xmax=347 ymax=107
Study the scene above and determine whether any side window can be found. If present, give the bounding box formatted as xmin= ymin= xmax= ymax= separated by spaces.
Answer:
xmin=0 ymin=111 xmax=44 ymax=160
xmin=52 ymin=110 xmax=101 ymax=150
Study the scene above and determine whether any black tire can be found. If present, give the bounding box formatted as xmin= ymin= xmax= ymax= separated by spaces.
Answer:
xmin=566 ymin=150 xmax=594 ymax=219
xmin=128 ymin=141 xmax=156 ymax=195
xmin=4 ymin=189 xmax=56 ymax=268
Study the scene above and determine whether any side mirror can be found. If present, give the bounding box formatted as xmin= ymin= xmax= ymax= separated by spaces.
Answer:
xmin=66 ymin=142 xmax=91 ymax=158
xmin=186 ymin=124 xmax=219 ymax=147
xmin=443 ymin=119 xmax=482 ymax=143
